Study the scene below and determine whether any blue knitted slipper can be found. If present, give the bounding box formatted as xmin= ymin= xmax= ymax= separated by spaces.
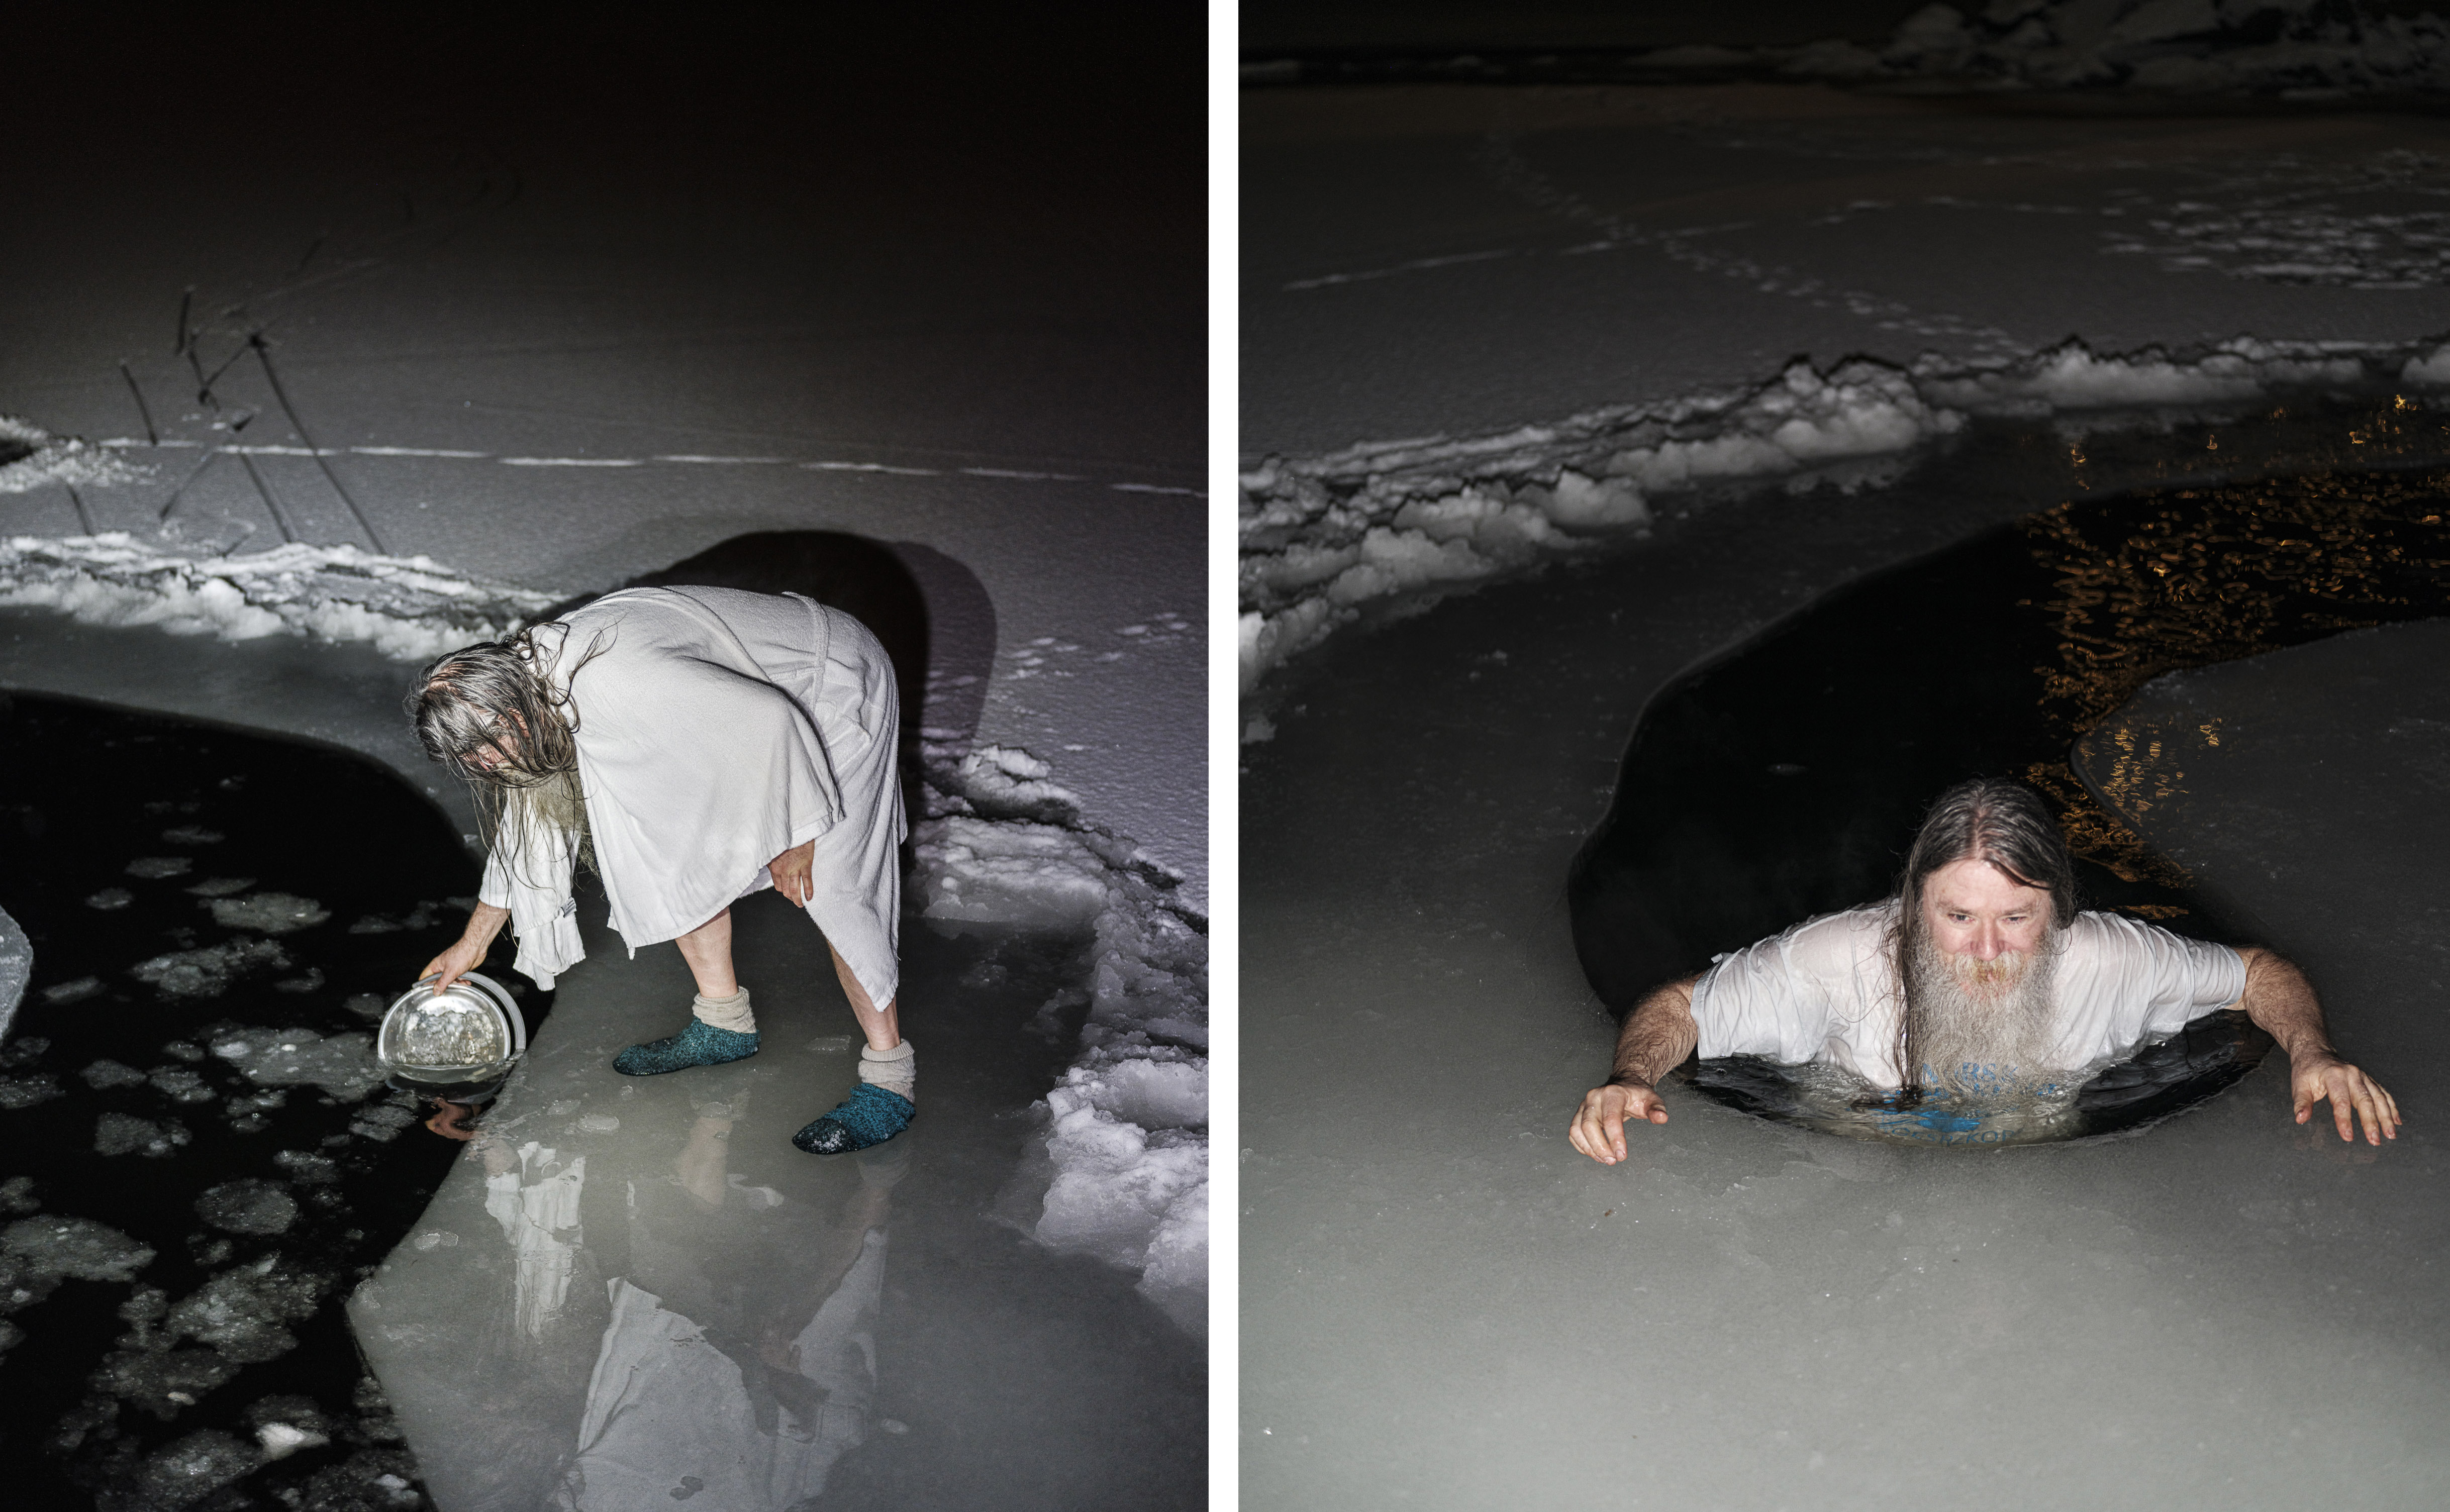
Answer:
xmin=613 ymin=1019 xmax=760 ymax=1076
xmin=793 ymin=1082 xmax=914 ymax=1154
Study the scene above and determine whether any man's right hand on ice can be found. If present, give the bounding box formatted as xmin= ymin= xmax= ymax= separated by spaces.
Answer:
xmin=1569 ymin=1080 xmax=1670 ymax=1165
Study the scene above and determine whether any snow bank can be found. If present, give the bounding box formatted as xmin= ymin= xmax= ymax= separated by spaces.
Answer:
xmin=1241 ymin=335 xmax=2450 ymax=702
xmin=916 ymin=739 xmax=1208 ymax=1334
xmin=0 ymin=414 xmax=146 ymax=495
xmin=1240 ymin=358 xmax=1955 ymax=698
xmin=1775 ymin=1 xmax=2450 ymax=97
xmin=0 ymin=534 xmax=556 ymax=663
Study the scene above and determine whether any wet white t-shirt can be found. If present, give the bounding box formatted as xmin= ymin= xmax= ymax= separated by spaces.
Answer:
xmin=1690 ymin=901 xmax=2247 ymax=1088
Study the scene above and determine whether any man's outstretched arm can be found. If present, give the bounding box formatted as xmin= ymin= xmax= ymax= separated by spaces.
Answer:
xmin=1568 ymin=975 xmax=1701 ymax=1166
xmin=2235 ymin=946 xmax=2402 ymax=1145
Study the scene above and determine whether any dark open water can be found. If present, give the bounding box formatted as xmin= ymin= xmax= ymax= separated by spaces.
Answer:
xmin=1569 ymin=468 xmax=2450 ymax=1142
xmin=0 ymin=692 xmax=543 ymax=1510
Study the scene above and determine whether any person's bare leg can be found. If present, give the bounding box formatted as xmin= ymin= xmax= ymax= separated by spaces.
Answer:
xmin=828 ymin=943 xmax=899 ymax=1050
xmin=615 ymin=908 xmax=756 ymax=1074
xmin=676 ymin=909 xmax=739 ymax=996
xmin=794 ymin=942 xmax=913 ymax=1152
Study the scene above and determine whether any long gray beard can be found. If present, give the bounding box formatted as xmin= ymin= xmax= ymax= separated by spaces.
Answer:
xmin=1903 ymin=923 xmax=2065 ymax=1097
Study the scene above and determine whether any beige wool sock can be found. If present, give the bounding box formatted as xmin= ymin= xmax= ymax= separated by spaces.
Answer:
xmin=858 ymin=1039 xmax=915 ymax=1100
xmin=692 ymin=986 xmax=757 ymax=1035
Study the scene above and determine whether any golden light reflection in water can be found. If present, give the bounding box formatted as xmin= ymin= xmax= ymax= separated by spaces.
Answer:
xmin=2018 ymin=466 xmax=2450 ymax=890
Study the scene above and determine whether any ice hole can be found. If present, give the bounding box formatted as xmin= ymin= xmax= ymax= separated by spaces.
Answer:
xmin=1570 ymin=474 xmax=2450 ymax=1144
xmin=0 ymin=691 xmax=538 ymax=1505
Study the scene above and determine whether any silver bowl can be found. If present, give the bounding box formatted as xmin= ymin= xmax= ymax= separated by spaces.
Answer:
xmin=376 ymin=971 xmax=527 ymax=1091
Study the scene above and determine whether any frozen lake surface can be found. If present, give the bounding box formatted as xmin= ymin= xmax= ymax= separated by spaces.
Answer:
xmin=354 ymin=881 xmax=1203 ymax=1511
xmin=1241 ymin=400 xmax=2450 ymax=1508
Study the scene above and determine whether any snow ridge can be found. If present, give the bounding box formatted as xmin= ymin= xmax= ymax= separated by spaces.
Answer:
xmin=0 ymin=414 xmax=147 ymax=495
xmin=913 ymin=741 xmax=1208 ymax=1335
xmin=1240 ymin=333 xmax=2450 ymax=708
xmin=0 ymin=534 xmax=558 ymax=664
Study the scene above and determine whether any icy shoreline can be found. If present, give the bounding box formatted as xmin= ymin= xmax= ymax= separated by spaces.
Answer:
xmin=1240 ymin=332 xmax=2450 ymax=719
xmin=0 ymin=536 xmax=1208 ymax=1330
xmin=913 ymin=742 xmax=1208 ymax=1332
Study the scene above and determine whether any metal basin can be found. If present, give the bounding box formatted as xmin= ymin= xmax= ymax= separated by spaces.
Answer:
xmin=375 ymin=972 xmax=527 ymax=1092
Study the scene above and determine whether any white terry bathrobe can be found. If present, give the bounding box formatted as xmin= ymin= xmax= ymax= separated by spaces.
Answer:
xmin=477 ymin=586 xmax=905 ymax=1011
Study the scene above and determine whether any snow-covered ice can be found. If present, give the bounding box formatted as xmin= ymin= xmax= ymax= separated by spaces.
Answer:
xmin=0 ymin=531 xmax=557 ymax=664
xmin=1245 ymin=46 xmax=2450 ymax=1511
xmin=1243 ymin=333 xmax=2450 ymax=700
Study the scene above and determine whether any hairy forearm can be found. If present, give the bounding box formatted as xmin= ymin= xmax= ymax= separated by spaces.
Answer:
xmin=461 ymin=902 xmax=510 ymax=951
xmin=2236 ymin=947 xmax=2337 ymax=1065
xmin=1608 ymin=977 xmax=1701 ymax=1088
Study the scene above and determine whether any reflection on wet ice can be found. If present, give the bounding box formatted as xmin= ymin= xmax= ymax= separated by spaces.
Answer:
xmin=402 ymin=1068 xmax=900 ymax=1509
xmin=482 ymin=1140 xmax=585 ymax=1337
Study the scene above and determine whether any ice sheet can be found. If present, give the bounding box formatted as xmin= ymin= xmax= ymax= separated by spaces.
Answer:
xmin=1241 ymin=335 xmax=2450 ymax=701
xmin=1241 ymin=417 xmax=2450 ymax=1508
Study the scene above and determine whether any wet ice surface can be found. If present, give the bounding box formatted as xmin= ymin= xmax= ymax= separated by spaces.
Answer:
xmin=0 ymin=694 xmax=530 ymax=1509
xmin=355 ymin=881 xmax=1203 ymax=1511
xmin=1242 ymin=408 xmax=2450 ymax=1508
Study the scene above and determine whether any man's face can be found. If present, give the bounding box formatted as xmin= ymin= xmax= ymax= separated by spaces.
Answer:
xmin=1917 ymin=858 xmax=2051 ymax=999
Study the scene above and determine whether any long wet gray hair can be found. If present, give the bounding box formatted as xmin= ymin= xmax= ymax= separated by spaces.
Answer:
xmin=1881 ymin=778 xmax=2079 ymax=1099
xmin=406 ymin=624 xmax=607 ymax=878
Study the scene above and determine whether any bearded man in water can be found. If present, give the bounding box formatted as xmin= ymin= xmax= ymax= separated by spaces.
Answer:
xmin=408 ymin=585 xmax=916 ymax=1154
xmin=1570 ymin=778 xmax=2401 ymax=1164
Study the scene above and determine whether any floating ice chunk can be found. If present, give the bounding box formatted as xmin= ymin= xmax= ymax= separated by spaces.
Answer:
xmin=206 ymin=1025 xmax=381 ymax=1099
xmin=184 ymin=877 xmax=256 ymax=898
xmin=160 ymin=826 xmax=223 ymax=845
xmin=126 ymin=857 xmax=191 ymax=879
xmin=0 ymin=1213 xmax=156 ymax=1285
xmin=271 ymin=1150 xmax=340 ymax=1184
xmin=120 ymin=1429 xmax=259 ymax=1502
xmin=0 ymin=1176 xmax=34 ymax=1214
xmin=149 ymin=1066 xmax=216 ymax=1103
xmin=411 ymin=1230 xmax=462 ymax=1251
xmin=130 ymin=940 xmax=290 ymax=998
xmin=0 ymin=1074 xmax=63 ymax=1110
xmin=91 ymin=1346 xmax=242 ymax=1417
xmin=167 ymin=1255 xmax=324 ymax=1361
xmin=578 ymin=1114 xmax=620 ymax=1132
xmin=46 ymin=976 xmax=107 ymax=1004
xmin=96 ymin=1113 xmax=191 ymax=1158
xmin=84 ymin=888 xmax=133 ymax=910
xmin=258 ymin=1420 xmax=329 ymax=1459
xmin=83 ymin=1058 xmax=149 ymax=1088
xmin=194 ymin=1179 xmax=300 ymax=1236
xmin=206 ymin=892 xmax=331 ymax=935
xmin=350 ymin=1102 xmax=419 ymax=1141
xmin=275 ymin=968 xmax=327 ymax=993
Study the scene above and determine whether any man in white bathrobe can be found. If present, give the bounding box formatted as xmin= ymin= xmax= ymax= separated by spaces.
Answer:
xmin=410 ymin=585 xmax=917 ymax=1153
